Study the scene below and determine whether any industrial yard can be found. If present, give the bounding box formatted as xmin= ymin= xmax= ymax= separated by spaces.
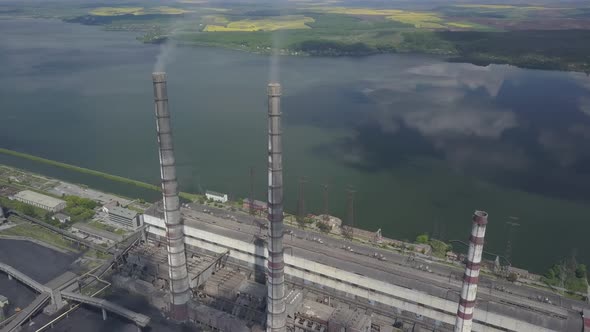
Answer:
xmin=0 ymin=73 xmax=589 ymax=332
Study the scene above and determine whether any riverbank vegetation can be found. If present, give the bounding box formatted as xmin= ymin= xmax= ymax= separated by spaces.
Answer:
xmin=0 ymin=148 xmax=199 ymax=201
xmin=64 ymin=195 xmax=97 ymax=223
xmin=542 ymin=259 xmax=588 ymax=294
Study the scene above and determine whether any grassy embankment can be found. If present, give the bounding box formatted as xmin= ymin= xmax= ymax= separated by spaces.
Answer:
xmin=0 ymin=148 xmax=200 ymax=201
xmin=0 ymin=223 xmax=75 ymax=252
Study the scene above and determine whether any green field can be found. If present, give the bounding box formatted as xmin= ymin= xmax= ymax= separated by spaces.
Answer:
xmin=1 ymin=1 xmax=589 ymax=72
xmin=204 ymin=15 xmax=314 ymax=32
xmin=89 ymin=6 xmax=191 ymax=16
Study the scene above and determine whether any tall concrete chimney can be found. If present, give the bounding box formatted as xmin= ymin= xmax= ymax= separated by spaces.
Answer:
xmin=152 ymin=72 xmax=191 ymax=321
xmin=455 ymin=210 xmax=489 ymax=332
xmin=266 ymin=82 xmax=286 ymax=332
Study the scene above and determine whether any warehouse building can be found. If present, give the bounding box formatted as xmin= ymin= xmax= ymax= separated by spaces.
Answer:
xmin=104 ymin=205 xmax=141 ymax=230
xmin=13 ymin=190 xmax=66 ymax=212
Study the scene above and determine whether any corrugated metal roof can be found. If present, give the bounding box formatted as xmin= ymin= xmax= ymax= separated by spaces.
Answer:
xmin=14 ymin=190 xmax=65 ymax=208
xmin=206 ymin=190 xmax=227 ymax=198
xmin=71 ymin=222 xmax=123 ymax=242
xmin=108 ymin=206 xmax=137 ymax=219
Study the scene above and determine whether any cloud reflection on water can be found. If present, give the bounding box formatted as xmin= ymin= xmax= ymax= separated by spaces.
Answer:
xmin=285 ymin=62 xmax=590 ymax=200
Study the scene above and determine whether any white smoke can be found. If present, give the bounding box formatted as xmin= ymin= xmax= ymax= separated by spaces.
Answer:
xmin=269 ymin=30 xmax=283 ymax=84
xmin=154 ymin=39 xmax=178 ymax=73
xmin=153 ymin=15 xmax=187 ymax=73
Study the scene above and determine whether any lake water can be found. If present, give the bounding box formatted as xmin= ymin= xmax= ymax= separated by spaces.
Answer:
xmin=1 ymin=18 xmax=590 ymax=272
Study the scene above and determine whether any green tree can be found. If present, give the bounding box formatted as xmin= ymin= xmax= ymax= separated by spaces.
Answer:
xmin=18 ymin=203 xmax=36 ymax=217
xmin=507 ymin=273 xmax=518 ymax=282
xmin=415 ymin=233 xmax=429 ymax=244
xmin=317 ymin=221 xmax=331 ymax=233
xmin=576 ymin=264 xmax=587 ymax=279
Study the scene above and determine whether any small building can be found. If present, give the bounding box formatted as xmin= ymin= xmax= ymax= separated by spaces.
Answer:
xmin=206 ymin=190 xmax=228 ymax=203
xmin=0 ymin=206 xmax=7 ymax=224
xmin=242 ymin=198 xmax=267 ymax=213
xmin=446 ymin=251 xmax=458 ymax=261
xmin=52 ymin=213 xmax=71 ymax=224
xmin=0 ymin=294 xmax=8 ymax=307
xmin=104 ymin=205 xmax=141 ymax=230
xmin=71 ymin=222 xmax=123 ymax=243
xmin=583 ymin=308 xmax=590 ymax=332
xmin=0 ymin=294 xmax=8 ymax=321
xmin=508 ymin=266 xmax=530 ymax=280
xmin=13 ymin=190 xmax=66 ymax=212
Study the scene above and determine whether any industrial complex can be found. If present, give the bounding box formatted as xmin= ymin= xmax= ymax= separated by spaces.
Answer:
xmin=0 ymin=73 xmax=589 ymax=332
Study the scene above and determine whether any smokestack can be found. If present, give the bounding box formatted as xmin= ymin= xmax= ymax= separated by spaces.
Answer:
xmin=152 ymin=72 xmax=191 ymax=321
xmin=266 ymin=82 xmax=286 ymax=332
xmin=455 ymin=210 xmax=489 ymax=332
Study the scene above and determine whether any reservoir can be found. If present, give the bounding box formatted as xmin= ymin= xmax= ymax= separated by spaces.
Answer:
xmin=1 ymin=18 xmax=589 ymax=272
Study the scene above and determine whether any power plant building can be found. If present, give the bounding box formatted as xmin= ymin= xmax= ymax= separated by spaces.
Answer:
xmin=12 ymin=190 xmax=66 ymax=212
xmin=243 ymin=198 xmax=267 ymax=213
xmin=126 ymin=75 xmax=590 ymax=332
xmin=104 ymin=205 xmax=141 ymax=230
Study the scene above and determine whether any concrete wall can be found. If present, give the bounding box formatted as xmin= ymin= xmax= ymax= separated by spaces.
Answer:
xmin=143 ymin=216 xmax=553 ymax=332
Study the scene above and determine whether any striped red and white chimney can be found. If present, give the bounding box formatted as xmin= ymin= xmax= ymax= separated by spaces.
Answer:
xmin=455 ymin=210 xmax=489 ymax=332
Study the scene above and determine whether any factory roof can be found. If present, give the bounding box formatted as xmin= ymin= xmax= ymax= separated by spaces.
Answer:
xmin=72 ymin=222 xmax=123 ymax=242
xmin=242 ymin=198 xmax=267 ymax=207
xmin=14 ymin=190 xmax=65 ymax=208
xmin=329 ymin=307 xmax=370 ymax=329
xmin=298 ymin=299 xmax=335 ymax=323
xmin=108 ymin=206 xmax=137 ymax=220
xmin=206 ymin=190 xmax=227 ymax=198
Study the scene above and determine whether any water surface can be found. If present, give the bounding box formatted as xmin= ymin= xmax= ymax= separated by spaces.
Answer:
xmin=1 ymin=18 xmax=590 ymax=272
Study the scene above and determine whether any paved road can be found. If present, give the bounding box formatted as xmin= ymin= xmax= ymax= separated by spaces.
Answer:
xmin=181 ymin=202 xmax=587 ymax=331
xmin=188 ymin=203 xmax=577 ymax=308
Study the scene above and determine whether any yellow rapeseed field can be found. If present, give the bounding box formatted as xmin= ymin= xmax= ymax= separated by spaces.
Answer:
xmin=454 ymin=4 xmax=548 ymax=10
xmin=446 ymin=22 xmax=473 ymax=28
xmin=90 ymin=7 xmax=143 ymax=16
xmin=204 ymin=15 xmax=229 ymax=24
xmin=306 ymin=6 xmax=488 ymax=30
xmin=385 ymin=11 xmax=445 ymax=29
xmin=152 ymin=6 xmax=191 ymax=14
xmin=89 ymin=6 xmax=191 ymax=16
xmin=204 ymin=15 xmax=314 ymax=32
xmin=309 ymin=7 xmax=405 ymax=16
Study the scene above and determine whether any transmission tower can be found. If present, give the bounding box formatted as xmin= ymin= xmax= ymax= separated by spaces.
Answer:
xmin=296 ymin=177 xmax=307 ymax=228
xmin=559 ymin=259 xmax=567 ymax=294
xmin=249 ymin=167 xmax=255 ymax=216
xmin=504 ymin=220 xmax=520 ymax=267
xmin=343 ymin=188 xmax=355 ymax=240
xmin=322 ymin=184 xmax=329 ymax=221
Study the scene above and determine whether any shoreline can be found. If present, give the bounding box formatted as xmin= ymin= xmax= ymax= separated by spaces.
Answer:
xmin=0 ymin=234 xmax=73 ymax=254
